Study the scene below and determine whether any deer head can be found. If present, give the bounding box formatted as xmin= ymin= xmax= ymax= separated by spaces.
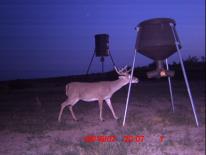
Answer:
xmin=114 ymin=66 xmax=139 ymax=83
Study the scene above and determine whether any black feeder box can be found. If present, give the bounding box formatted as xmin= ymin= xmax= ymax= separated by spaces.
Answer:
xmin=95 ymin=34 xmax=109 ymax=57
xmin=135 ymin=18 xmax=181 ymax=78
xmin=86 ymin=34 xmax=116 ymax=74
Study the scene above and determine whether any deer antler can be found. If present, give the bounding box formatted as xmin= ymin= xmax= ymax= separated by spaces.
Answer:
xmin=120 ymin=65 xmax=128 ymax=72
xmin=126 ymin=67 xmax=132 ymax=73
xmin=114 ymin=65 xmax=129 ymax=76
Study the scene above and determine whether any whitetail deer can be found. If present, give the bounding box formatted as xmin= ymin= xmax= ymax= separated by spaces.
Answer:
xmin=58 ymin=66 xmax=138 ymax=122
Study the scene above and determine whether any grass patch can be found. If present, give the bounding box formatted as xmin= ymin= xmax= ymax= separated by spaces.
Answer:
xmin=55 ymin=138 xmax=72 ymax=146
xmin=79 ymin=141 xmax=127 ymax=155
xmin=62 ymin=151 xmax=79 ymax=155
xmin=125 ymin=110 xmax=156 ymax=132
xmin=157 ymin=108 xmax=195 ymax=126
xmin=0 ymin=111 xmax=77 ymax=134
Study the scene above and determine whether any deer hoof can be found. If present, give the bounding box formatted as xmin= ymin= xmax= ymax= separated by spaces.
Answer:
xmin=115 ymin=117 xmax=119 ymax=120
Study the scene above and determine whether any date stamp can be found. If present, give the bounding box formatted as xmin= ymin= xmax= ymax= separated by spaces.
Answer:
xmin=123 ymin=135 xmax=144 ymax=143
xmin=84 ymin=135 xmax=116 ymax=143
xmin=84 ymin=135 xmax=165 ymax=143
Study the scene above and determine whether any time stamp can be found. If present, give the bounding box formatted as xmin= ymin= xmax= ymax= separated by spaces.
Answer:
xmin=84 ymin=135 xmax=165 ymax=143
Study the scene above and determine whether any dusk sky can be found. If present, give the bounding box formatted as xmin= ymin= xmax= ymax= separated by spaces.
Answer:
xmin=0 ymin=0 xmax=205 ymax=81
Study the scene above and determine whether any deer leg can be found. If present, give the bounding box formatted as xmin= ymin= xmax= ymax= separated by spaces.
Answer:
xmin=105 ymin=99 xmax=119 ymax=120
xmin=58 ymin=98 xmax=78 ymax=122
xmin=58 ymin=100 xmax=68 ymax=122
xmin=98 ymin=100 xmax=104 ymax=121
xmin=69 ymin=106 xmax=78 ymax=121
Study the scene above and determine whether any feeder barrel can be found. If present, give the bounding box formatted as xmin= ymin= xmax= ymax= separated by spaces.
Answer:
xmin=135 ymin=18 xmax=182 ymax=60
xmin=95 ymin=34 xmax=109 ymax=57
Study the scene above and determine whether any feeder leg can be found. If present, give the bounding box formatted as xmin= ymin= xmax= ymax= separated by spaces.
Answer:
xmin=100 ymin=56 xmax=104 ymax=73
xmin=109 ymin=51 xmax=117 ymax=68
xmin=170 ymin=23 xmax=199 ymax=127
xmin=165 ymin=59 xmax=175 ymax=112
xmin=122 ymin=50 xmax=137 ymax=126
xmin=86 ymin=52 xmax=95 ymax=74
xmin=177 ymin=49 xmax=199 ymax=127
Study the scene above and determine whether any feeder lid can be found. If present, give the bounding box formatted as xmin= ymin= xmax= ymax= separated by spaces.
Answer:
xmin=138 ymin=18 xmax=176 ymax=27
xmin=95 ymin=33 xmax=109 ymax=37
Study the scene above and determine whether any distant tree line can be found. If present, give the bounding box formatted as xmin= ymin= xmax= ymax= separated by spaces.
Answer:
xmin=3 ymin=56 xmax=205 ymax=90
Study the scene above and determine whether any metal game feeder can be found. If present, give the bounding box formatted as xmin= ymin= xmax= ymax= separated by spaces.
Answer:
xmin=123 ymin=18 xmax=199 ymax=127
xmin=86 ymin=34 xmax=116 ymax=74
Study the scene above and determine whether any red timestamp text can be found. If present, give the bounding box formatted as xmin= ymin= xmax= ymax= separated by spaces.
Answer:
xmin=123 ymin=135 xmax=144 ymax=143
xmin=83 ymin=135 xmax=165 ymax=143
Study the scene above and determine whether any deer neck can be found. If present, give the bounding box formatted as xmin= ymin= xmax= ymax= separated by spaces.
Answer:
xmin=110 ymin=78 xmax=128 ymax=93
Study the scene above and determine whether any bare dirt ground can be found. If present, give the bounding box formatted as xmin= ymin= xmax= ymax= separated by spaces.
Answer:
xmin=0 ymin=80 xmax=205 ymax=155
